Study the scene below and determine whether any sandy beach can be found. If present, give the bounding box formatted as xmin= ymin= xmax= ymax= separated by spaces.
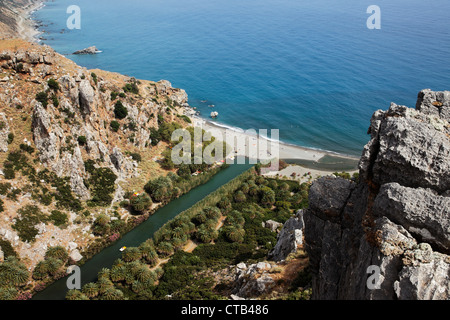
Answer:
xmin=191 ymin=115 xmax=360 ymax=173
xmin=15 ymin=0 xmax=44 ymax=42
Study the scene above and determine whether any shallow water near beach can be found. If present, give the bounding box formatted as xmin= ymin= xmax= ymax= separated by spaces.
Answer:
xmin=34 ymin=0 xmax=450 ymax=157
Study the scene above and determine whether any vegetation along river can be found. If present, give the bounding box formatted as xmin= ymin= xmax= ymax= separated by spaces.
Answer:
xmin=32 ymin=163 xmax=253 ymax=300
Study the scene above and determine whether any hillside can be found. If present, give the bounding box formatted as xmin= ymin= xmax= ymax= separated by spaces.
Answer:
xmin=0 ymin=38 xmax=192 ymax=271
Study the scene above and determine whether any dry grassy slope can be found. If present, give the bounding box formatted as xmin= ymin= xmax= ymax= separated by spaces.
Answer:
xmin=0 ymin=0 xmax=38 ymax=39
xmin=0 ymin=39 xmax=191 ymax=269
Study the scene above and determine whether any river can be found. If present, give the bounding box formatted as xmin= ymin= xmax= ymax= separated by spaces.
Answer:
xmin=32 ymin=163 xmax=253 ymax=300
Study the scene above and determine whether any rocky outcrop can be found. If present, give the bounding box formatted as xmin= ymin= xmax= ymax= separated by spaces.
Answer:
xmin=231 ymin=262 xmax=276 ymax=298
xmin=304 ymin=90 xmax=450 ymax=300
xmin=0 ymin=112 xmax=10 ymax=152
xmin=268 ymin=210 xmax=304 ymax=262
xmin=73 ymin=46 xmax=99 ymax=55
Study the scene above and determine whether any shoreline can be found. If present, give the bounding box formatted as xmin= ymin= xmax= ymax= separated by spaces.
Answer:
xmin=16 ymin=0 xmax=45 ymax=42
xmin=191 ymin=115 xmax=361 ymax=171
xmin=15 ymin=0 xmax=361 ymax=172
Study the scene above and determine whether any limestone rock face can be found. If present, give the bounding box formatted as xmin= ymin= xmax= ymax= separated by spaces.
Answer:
xmin=78 ymin=79 xmax=95 ymax=115
xmin=0 ymin=112 xmax=10 ymax=152
xmin=269 ymin=210 xmax=304 ymax=262
xmin=304 ymin=90 xmax=450 ymax=300
xmin=232 ymin=262 xmax=276 ymax=298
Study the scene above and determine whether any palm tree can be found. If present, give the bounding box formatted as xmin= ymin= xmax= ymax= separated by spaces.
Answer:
xmin=45 ymin=257 xmax=63 ymax=276
xmin=110 ymin=266 xmax=127 ymax=282
xmin=82 ymin=283 xmax=99 ymax=298
xmin=192 ymin=212 xmax=207 ymax=225
xmin=101 ymin=287 xmax=124 ymax=300
xmin=170 ymin=226 xmax=183 ymax=239
xmin=32 ymin=261 xmax=47 ymax=280
xmin=0 ymin=287 xmax=18 ymax=300
xmin=224 ymin=225 xmax=245 ymax=243
xmin=203 ymin=207 xmax=221 ymax=220
xmin=135 ymin=267 xmax=152 ymax=283
xmin=143 ymin=249 xmax=158 ymax=266
xmin=171 ymin=237 xmax=186 ymax=250
xmin=138 ymin=243 xmax=154 ymax=258
xmin=156 ymin=241 xmax=174 ymax=257
xmin=45 ymin=246 xmax=69 ymax=262
xmin=124 ymin=271 xmax=135 ymax=285
xmin=97 ymin=277 xmax=114 ymax=295
xmin=234 ymin=190 xmax=246 ymax=203
xmin=12 ymin=268 xmax=29 ymax=286
xmin=122 ymin=247 xmax=142 ymax=262
xmin=66 ymin=289 xmax=89 ymax=300
xmin=97 ymin=268 xmax=111 ymax=280
xmin=127 ymin=260 xmax=144 ymax=276
xmin=132 ymin=280 xmax=144 ymax=294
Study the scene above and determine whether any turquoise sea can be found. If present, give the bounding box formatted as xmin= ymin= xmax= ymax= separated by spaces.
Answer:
xmin=33 ymin=0 xmax=450 ymax=157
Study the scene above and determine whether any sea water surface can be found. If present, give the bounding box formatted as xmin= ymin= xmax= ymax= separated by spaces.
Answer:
xmin=33 ymin=0 xmax=450 ymax=156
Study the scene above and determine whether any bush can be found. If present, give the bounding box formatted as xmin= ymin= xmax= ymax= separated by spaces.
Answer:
xmin=36 ymin=92 xmax=48 ymax=108
xmin=19 ymin=143 xmax=34 ymax=154
xmin=45 ymin=246 xmax=69 ymax=262
xmin=51 ymin=94 xmax=59 ymax=107
xmin=91 ymin=72 xmax=98 ymax=85
xmin=128 ymin=152 xmax=142 ymax=162
xmin=12 ymin=205 xmax=48 ymax=242
xmin=7 ymin=133 xmax=14 ymax=144
xmin=110 ymin=121 xmax=120 ymax=132
xmin=87 ymin=167 xmax=117 ymax=206
xmin=49 ymin=210 xmax=68 ymax=227
xmin=77 ymin=136 xmax=87 ymax=146
xmin=114 ymin=101 xmax=128 ymax=119
xmin=130 ymin=193 xmax=152 ymax=213
xmin=123 ymin=83 xmax=139 ymax=94
xmin=47 ymin=78 xmax=60 ymax=91
xmin=110 ymin=92 xmax=118 ymax=101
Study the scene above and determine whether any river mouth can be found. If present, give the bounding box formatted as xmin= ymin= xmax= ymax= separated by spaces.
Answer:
xmin=32 ymin=163 xmax=253 ymax=300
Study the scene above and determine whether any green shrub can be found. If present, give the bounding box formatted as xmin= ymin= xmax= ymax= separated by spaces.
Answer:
xmin=0 ymin=238 xmax=17 ymax=258
xmin=45 ymin=246 xmax=69 ymax=262
xmin=51 ymin=94 xmax=59 ymax=107
xmin=19 ymin=143 xmax=34 ymax=154
xmin=123 ymin=83 xmax=139 ymax=94
xmin=7 ymin=133 xmax=14 ymax=144
xmin=87 ymin=167 xmax=117 ymax=206
xmin=49 ymin=210 xmax=68 ymax=227
xmin=110 ymin=92 xmax=118 ymax=101
xmin=128 ymin=152 xmax=141 ymax=162
xmin=47 ymin=78 xmax=60 ymax=91
xmin=36 ymin=92 xmax=48 ymax=108
xmin=77 ymin=136 xmax=87 ymax=146
xmin=91 ymin=72 xmax=98 ymax=85
xmin=12 ymin=205 xmax=48 ymax=242
xmin=110 ymin=121 xmax=120 ymax=132
xmin=114 ymin=101 xmax=128 ymax=119
xmin=0 ymin=182 xmax=11 ymax=195
xmin=130 ymin=193 xmax=152 ymax=213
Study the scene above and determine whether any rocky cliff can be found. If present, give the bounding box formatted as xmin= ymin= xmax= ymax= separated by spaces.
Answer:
xmin=304 ymin=89 xmax=450 ymax=299
xmin=0 ymin=39 xmax=191 ymax=268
